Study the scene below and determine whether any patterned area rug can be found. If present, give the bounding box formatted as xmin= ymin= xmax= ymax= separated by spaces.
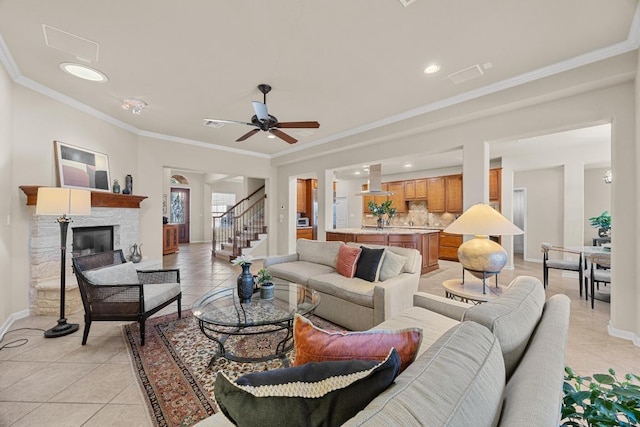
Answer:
xmin=122 ymin=311 xmax=342 ymax=427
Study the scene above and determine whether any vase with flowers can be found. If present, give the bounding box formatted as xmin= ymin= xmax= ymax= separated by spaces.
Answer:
xmin=368 ymin=200 xmax=397 ymax=230
xmin=232 ymin=254 xmax=254 ymax=303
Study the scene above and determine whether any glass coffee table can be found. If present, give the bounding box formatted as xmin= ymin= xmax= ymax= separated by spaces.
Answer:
xmin=192 ymin=282 xmax=320 ymax=367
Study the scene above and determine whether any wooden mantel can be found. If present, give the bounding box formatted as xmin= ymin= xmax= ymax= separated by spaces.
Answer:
xmin=19 ymin=186 xmax=148 ymax=209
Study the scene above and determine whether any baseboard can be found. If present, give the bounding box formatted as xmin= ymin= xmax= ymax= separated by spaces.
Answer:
xmin=608 ymin=320 xmax=640 ymax=347
xmin=0 ymin=309 xmax=30 ymax=339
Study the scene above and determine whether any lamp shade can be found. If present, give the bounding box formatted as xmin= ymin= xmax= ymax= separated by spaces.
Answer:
xmin=444 ymin=203 xmax=523 ymax=236
xmin=36 ymin=187 xmax=91 ymax=216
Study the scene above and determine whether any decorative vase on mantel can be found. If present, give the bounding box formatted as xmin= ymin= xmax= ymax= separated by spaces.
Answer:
xmin=237 ymin=263 xmax=254 ymax=303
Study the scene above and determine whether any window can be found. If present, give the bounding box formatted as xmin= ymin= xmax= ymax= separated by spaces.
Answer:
xmin=212 ymin=192 xmax=236 ymax=228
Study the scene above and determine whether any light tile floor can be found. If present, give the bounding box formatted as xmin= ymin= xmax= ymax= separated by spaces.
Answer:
xmin=0 ymin=243 xmax=637 ymax=426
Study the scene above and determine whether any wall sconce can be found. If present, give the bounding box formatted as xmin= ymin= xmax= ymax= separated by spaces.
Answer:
xmin=122 ymin=98 xmax=147 ymax=115
xmin=603 ymin=170 xmax=612 ymax=184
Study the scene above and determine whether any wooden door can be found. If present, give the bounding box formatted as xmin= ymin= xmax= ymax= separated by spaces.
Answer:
xmin=415 ymin=179 xmax=428 ymax=199
xmin=297 ymin=179 xmax=307 ymax=214
xmin=489 ymin=168 xmax=502 ymax=201
xmin=404 ymin=180 xmax=416 ymax=200
xmin=170 ymin=188 xmax=190 ymax=243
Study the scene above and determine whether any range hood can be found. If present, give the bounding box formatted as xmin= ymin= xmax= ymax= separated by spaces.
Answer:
xmin=355 ymin=164 xmax=395 ymax=196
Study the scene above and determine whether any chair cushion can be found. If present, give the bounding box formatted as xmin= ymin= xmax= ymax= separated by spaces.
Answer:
xmin=297 ymin=239 xmax=343 ymax=268
xmin=344 ymin=322 xmax=505 ymax=427
xmin=144 ymin=282 xmax=181 ymax=311
xmin=546 ymin=259 xmax=580 ymax=271
xmin=293 ymin=314 xmax=421 ymax=373
xmin=84 ymin=262 xmax=139 ymax=285
xmin=462 ymin=275 xmax=545 ymax=379
xmin=592 ymin=269 xmax=611 ymax=282
xmin=215 ymin=348 xmax=401 ymax=427
xmin=267 ymin=261 xmax=335 ymax=285
xmin=355 ymin=247 xmax=385 ymax=282
xmin=379 ymin=250 xmax=407 ymax=282
xmin=336 ymin=245 xmax=362 ymax=278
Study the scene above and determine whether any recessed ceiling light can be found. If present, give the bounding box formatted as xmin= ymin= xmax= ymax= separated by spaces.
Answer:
xmin=267 ymin=134 xmax=276 ymax=139
xmin=59 ymin=62 xmax=107 ymax=82
xmin=404 ymin=164 xmax=413 ymax=168
xmin=423 ymin=64 xmax=441 ymax=75
xmin=354 ymin=171 xmax=361 ymax=175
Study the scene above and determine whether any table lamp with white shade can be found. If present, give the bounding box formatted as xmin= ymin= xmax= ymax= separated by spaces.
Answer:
xmin=36 ymin=187 xmax=91 ymax=338
xmin=444 ymin=203 xmax=523 ymax=289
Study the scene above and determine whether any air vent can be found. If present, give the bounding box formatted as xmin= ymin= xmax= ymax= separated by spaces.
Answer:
xmin=448 ymin=64 xmax=484 ymax=85
xmin=204 ymin=120 xmax=225 ymax=129
xmin=399 ymin=0 xmax=417 ymax=6
xmin=43 ymin=25 xmax=99 ymax=62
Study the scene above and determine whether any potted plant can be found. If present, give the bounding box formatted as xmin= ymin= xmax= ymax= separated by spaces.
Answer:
xmin=368 ymin=200 xmax=397 ymax=230
xmin=589 ymin=211 xmax=612 ymax=237
xmin=562 ymin=366 xmax=640 ymax=426
xmin=256 ymin=268 xmax=274 ymax=300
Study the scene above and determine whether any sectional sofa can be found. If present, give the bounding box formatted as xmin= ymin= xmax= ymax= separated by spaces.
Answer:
xmin=264 ymin=239 xmax=422 ymax=331
xmin=198 ymin=275 xmax=569 ymax=426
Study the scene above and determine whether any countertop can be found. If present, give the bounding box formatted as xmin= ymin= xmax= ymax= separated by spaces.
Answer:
xmin=329 ymin=227 xmax=442 ymax=235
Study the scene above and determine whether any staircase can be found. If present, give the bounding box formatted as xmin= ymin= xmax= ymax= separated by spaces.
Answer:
xmin=212 ymin=186 xmax=267 ymax=262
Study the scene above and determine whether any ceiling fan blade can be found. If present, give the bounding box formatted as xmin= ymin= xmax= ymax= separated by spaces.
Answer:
xmin=274 ymin=121 xmax=320 ymax=129
xmin=204 ymin=118 xmax=253 ymax=127
xmin=236 ymin=128 xmax=260 ymax=142
xmin=270 ymin=129 xmax=297 ymax=144
xmin=252 ymin=101 xmax=269 ymax=121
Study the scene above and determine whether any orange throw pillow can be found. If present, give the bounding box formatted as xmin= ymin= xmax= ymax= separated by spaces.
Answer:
xmin=293 ymin=314 xmax=422 ymax=373
xmin=336 ymin=245 xmax=362 ymax=278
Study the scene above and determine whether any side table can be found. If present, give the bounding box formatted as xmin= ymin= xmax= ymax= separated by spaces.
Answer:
xmin=442 ymin=279 xmax=506 ymax=304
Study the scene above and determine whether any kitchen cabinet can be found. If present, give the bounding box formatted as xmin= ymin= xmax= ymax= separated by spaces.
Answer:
xmin=388 ymin=234 xmax=418 ymax=249
xmin=404 ymin=179 xmax=427 ymax=201
xmin=163 ymin=224 xmax=179 ymax=255
xmin=423 ymin=232 xmax=440 ymax=271
xmin=355 ymin=233 xmax=387 ymax=245
xmin=297 ymin=179 xmax=307 ymax=214
xmin=439 ymin=231 xmax=463 ymax=261
xmin=426 ymin=177 xmax=446 ymax=212
xmin=296 ymin=227 xmax=313 ymax=240
xmin=445 ymin=174 xmax=463 ymax=213
xmin=489 ymin=168 xmax=502 ymax=202
xmin=386 ymin=181 xmax=406 ymax=213
xmin=362 ymin=183 xmax=389 ymax=213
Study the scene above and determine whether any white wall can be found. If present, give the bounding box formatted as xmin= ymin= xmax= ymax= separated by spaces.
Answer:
xmin=334 ymin=179 xmax=366 ymax=229
xmin=514 ymin=167 xmax=564 ymax=259
xmin=0 ymin=59 xmax=13 ymax=323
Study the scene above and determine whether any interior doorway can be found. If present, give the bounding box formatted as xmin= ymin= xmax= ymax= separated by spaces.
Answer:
xmin=334 ymin=196 xmax=348 ymax=229
xmin=513 ymin=188 xmax=526 ymax=256
xmin=170 ymin=187 xmax=190 ymax=243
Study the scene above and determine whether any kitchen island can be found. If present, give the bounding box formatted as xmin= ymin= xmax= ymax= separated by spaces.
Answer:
xmin=326 ymin=228 xmax=440 ymax=274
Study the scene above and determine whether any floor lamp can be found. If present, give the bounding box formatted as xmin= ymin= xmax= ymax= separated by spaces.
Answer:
xmin=444 ymin=203 xmax=523 ymax=292
xmin=36 ymin=187 xmax=91 ymax=338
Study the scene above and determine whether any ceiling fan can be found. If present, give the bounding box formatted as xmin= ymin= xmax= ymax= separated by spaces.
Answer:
xmin=204 ymin=84 xmax=320 ymax=144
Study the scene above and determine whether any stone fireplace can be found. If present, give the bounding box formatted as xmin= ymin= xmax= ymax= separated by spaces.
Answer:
xmin=20 ymin=186 xmax=148 ymax=316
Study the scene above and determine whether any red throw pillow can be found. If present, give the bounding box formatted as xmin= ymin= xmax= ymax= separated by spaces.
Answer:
xmin=293 ymin=314 xmax=422 ymax=373
xmin=336 ymin=245 xmax=362 ymax=278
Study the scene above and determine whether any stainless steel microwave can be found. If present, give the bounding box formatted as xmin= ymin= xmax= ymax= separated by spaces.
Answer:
xmin=297 ymin=217 xmax=309 ymax=227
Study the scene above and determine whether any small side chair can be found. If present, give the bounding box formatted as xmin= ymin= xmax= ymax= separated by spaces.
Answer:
xmin=589 ymin=254 xmax=611 ymax=309
xmin=541 ymin=243 xmax=586 ymax=298
xmin=72 ymin=249 xmax=182 ymax=345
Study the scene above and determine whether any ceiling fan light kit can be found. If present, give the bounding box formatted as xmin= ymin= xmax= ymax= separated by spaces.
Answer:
xmin=204 ymin=83 xmax=320 ymax=144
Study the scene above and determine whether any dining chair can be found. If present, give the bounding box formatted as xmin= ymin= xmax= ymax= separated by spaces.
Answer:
xmin=541 ymin=243 xmax=586 ymax=298
xmin=589 ymin=254 xmax=611 ymax=309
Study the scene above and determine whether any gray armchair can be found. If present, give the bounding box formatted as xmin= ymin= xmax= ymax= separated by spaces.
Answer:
xmin=72 ymin=249 xmax=181 ymax=345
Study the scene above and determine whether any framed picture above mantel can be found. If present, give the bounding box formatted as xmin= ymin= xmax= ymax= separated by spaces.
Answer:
xmin=54 ymin=141 xmax=111 ymax=192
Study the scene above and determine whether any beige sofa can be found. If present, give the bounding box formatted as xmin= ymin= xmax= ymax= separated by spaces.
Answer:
xmin=264 ymin=239 xmax=422 ymax=331
xmin=197 ymin=275 xmax=569 ymax=427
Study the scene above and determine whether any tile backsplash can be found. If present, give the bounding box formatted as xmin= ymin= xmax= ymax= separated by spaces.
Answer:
xmin=362 ymin=201 xmax=458 ymax=228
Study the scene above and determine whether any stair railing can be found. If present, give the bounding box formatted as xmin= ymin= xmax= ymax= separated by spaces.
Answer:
xmin=212 ymin=186 xmax=266 ymax=259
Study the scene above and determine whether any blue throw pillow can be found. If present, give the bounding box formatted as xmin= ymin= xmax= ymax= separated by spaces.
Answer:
xmin=354 ymin=246 xmax=385 ymax=282
xmin=215 ymin=348 xmax=401 ymax=427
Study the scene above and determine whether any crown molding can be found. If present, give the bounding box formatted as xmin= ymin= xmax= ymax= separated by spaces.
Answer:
xmin=138 ymin=130 xmax=270 ymax=158
xmin=0 ymin=34 xmax=21 ymax=80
